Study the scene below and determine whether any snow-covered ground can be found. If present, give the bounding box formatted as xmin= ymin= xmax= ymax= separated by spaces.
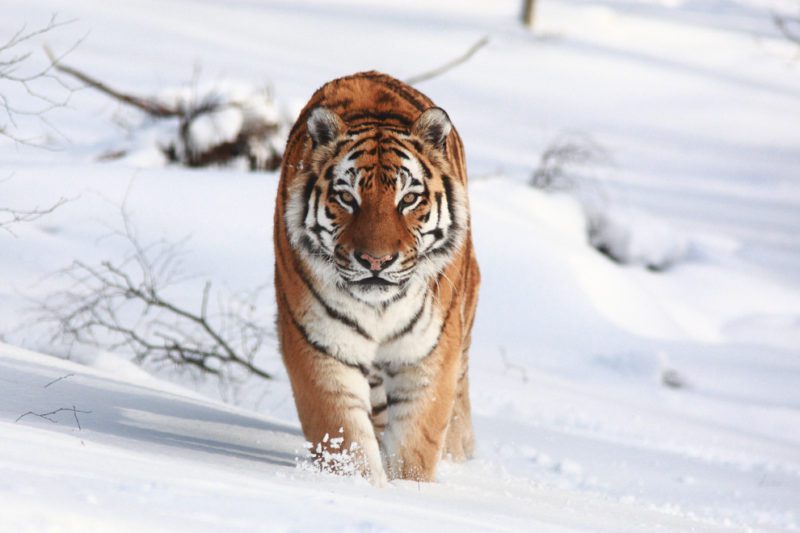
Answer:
xmin=2 ymin=0 xmax=800 ymax=531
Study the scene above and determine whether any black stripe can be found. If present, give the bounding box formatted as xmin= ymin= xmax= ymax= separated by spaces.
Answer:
xmin=280 ymin=218 xmax=374 ymax=341
xmin=280 ymin=293 xmax=334 ymax=358
xmin=380 ymin=283 xmax=410 ymax=311
xmin=366 ymin=73 xmax=428 ymax=111
xmin=386 ymin=395 xmax=412 ymax=406
xmin=344 ymin=111 xmax=412 ymax=126
xmin=421 ymin=228 xmax=444 ymax=240
xmin=441 ymin=175 xmax=456 ymax=229
xmin=342 ymin=390 xmax=370 ymax=413
xmin=309 ymin=186 xmax=321 ymax=230
xmin=384 ymin=296 xmax=426 ymax=343
xmin=418 ymin=160 xmax=432 ymax=180
xmin=279 ymin=291 xmax=370 ymax=373
xmin=384 ymin=364 xmax=412 ymax=378
xmin=413 ymin=285 xmax=460 ymax=363
xmin=301 ymin=173 xmax=318 ymax=223
xmin=347 ymin=134 xmax=379 ymax=151
xmin=330 ymin=139 xmax=351 ymax=159
xmin=391 ymin=148 xmax=409 ymax=159
xmin=425 ymin=174 xmax=460 ymax=256
xmin=299 ymin=234 xmax=316 ymax=255
xmin=349 ymin=124 xmax=408 ymax=135
xmin=372 ymin=402 xmax=388 ymax=415
xmin=295 ymin=262 xmax=374 ymax=341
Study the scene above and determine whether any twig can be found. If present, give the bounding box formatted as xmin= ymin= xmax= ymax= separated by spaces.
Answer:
xmin=0 ymin=196 xmax=68 ymax=236
xmin=0 ymin=15 xmax=81 ymax=146
xmin=43 ymin=373 xmax=76 ymax=388
xmin=530 ymin=131 xmax=610 ymax=191
xmin=405 ymin=36 xmax=489 ymax=85
xmin=15 ymin=405 xmax=91 ymax=430
xmin=43 ymin=45 xmax=178 ymax=117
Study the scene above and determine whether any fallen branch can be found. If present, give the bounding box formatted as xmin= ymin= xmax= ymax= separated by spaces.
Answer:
xmin=44 ymin=45 xmax=178 ymax=117
xmin=43 ymin=373 xmax=75 ymax=388
xmin=16 ymin=405 xmax=91 ymax=430
xmin=405 ymin=36 xmax=489 ymax=85
xmin=42 ymin=46 xmax=284 ymax=170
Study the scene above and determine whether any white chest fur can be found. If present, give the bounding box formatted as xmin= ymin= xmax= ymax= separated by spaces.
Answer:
xmin=299 ymin=278 xmax=442 ymax=371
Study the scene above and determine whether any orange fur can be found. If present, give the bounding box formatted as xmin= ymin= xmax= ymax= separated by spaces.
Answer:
xmin=274 ymin=71 xmax=479 ymax=483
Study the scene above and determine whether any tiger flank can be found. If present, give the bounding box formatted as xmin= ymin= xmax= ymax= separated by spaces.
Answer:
xmin=274 ymin=72 xmax=480 ymax=485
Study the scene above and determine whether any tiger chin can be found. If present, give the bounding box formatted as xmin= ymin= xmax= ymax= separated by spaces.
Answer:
xmin=274 ymin=71 xmax=480 ymax=485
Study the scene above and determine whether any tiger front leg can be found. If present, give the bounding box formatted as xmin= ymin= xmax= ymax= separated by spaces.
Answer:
xmin=380 ymin=346 xmax=460 ymax=481
xmin=442 ymin=365 xmax=475 ymax=462
xmin=284 ymin=347 xmax=387 ymax=486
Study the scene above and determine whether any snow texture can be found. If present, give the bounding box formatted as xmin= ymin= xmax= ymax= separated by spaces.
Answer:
xmin=2 ymin=0 xmax=800 ymax=531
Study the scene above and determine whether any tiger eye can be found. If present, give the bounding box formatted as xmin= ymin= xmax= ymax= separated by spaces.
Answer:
xmin=339 ymin=191 xmax=354 ymax=203
xmin=402 ymin=193 xmax=417 ymax=205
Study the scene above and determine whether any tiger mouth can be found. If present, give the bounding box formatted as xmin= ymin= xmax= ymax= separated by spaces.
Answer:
xmin=353 ymin=277 xmax=397 ymax=287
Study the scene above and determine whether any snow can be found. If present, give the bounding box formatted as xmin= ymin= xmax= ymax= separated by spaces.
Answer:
xmin=588 ymin=206 xmax=690 ymax=270
xmin=2 ymin=0 xmax=800 ymax=531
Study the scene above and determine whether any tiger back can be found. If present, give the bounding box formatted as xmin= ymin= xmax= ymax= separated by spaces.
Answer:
xmin=274 ymin=71 xmax=480 ymax=484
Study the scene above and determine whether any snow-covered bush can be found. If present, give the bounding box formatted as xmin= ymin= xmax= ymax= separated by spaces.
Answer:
xmin=152 ymin=81 xmax=289 ymax=171
xmin=587 ymin=206 xmax=688 ymax=271
xmin=530 ymin=132 xmax=688 ymax=271
xmin=530 ymin=131 xmax=609 ymax=192
xmin=46 ymin=52 xmax=292 ymax=171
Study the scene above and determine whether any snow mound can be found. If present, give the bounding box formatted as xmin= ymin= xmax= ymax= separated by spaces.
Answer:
xmin=589 ymin=206 xmax=689 ymax=271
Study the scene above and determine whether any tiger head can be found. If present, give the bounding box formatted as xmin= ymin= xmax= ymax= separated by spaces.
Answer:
xmin=285 ymin=106 xmax=468 ymax=304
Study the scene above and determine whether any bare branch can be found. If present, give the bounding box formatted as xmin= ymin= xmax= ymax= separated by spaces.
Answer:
xmin=33 ymin=209 xmax=274 ymax=382
xmin=530 ymin=132 xmax=610 ymax=191
xmin=0 ymin=15 xmax=80 ymax=146
xmin=15 ymin=405 xmax=91 ymax=430
xmin=405 ymin=36 xmax=489 ymax=85
xmin=43 ymin=45 xmax=179 ymax=117
xmin=43 ymin=373 xmax=75 ymax=388
xmin=0 ymin=196 xmax=68 ymax=236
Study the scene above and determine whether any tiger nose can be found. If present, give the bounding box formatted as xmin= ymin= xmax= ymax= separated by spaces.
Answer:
xmin=355 ymin=251 xmax=398 ymax=272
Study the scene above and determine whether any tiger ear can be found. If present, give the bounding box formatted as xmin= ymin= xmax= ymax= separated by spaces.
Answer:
xmin=307 ymin=107 xmax=343 ymax=148
xmin=412 ymin=107 xmax=452 ymax=150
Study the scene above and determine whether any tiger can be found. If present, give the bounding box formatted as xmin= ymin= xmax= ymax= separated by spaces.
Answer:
xmin=273 ymin=71 xmax=480 ymax=485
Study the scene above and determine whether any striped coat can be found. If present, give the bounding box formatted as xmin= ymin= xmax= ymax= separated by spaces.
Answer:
xmin=274 ymin=71 xmax=480 ymax=484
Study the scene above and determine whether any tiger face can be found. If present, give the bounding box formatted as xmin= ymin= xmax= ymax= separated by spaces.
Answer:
xmin=286 ymin=107 xmax=468 ymax=304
